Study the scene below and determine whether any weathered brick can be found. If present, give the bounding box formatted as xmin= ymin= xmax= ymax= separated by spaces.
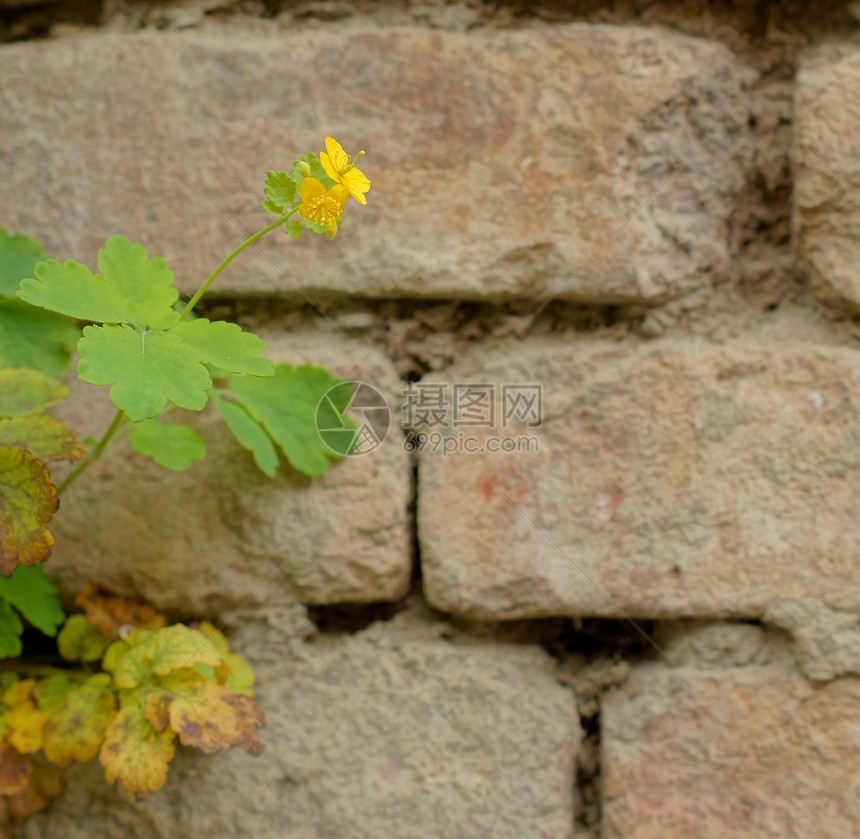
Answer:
xmin=602 ymin=624 xmax=860 ymax=838
xmin=418 ymin=336 xmax=860 ymax=619
xmin=0 ymin=25 xmax=755 ymax=302
xmin=793 ymin=46 xmax=860 ymax=310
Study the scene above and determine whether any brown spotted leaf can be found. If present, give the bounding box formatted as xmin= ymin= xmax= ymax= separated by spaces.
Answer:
xmin=74 ymin=583 xmax=166 ymax=638
xmin=113 ymin=625 xmax=222 ymax=689
xmin=5 ymin=755 xmax=63 ymax=822
xmin=0 ymin=741 xmax=30 ymax=796
xmin=149 ymin=670 xmax=264 ymax=755
xmin=0 ymin=446 xmax=58 ymax=575
xmin=99 ymin=705 xmax=175 ymax=802
xmin=0 ymin=415 xmax=85 ymax=464
xmin=42 ymin=674 xmax=117 ymax=767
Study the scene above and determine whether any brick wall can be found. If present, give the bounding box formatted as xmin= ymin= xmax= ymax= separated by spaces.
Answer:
xmin=2 ymin=1 xmax=859 ymax=836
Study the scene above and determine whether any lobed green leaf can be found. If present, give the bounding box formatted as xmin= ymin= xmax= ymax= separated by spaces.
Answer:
xmin=212 ymin=393 xmax=278 ymax=477
xmin=171 ymin=318 xmax=274 ymax=377
xmin=225 ymin=364 xmax=353 ymax=477
xmin=0 ymin=229 xmax=44 ymax=298
xmin=0 ymin=599 xmax=23 ymax=659
xmin=263 ymin=170 xmax=297 ymax=212
xmin=77 ymin=324 xmax=212 ymax=421
xmin=0 ymin=565 xmax=64 ymax=636
xmin=17 ymin=258 xmax=131 ymax=324
xmin=96 ymin=236 xmax=179 ymax=330
xmin=128 ymin=420 xmax=206 ymax=472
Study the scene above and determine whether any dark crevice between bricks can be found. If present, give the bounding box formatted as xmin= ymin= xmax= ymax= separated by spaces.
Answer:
xmin=200 ymin=295 xmax=634 ymax=381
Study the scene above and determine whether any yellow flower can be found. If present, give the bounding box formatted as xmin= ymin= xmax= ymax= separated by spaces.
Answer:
xmin=320 ymin=137 xmax=371 ymax=205
xmin=298 ymin=177 xmax=349 ymax=237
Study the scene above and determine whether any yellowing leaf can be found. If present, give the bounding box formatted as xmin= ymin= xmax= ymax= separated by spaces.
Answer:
xmin=42 ymin=674 xmax=116 ymax=767
xmin=57 ymin=614 xmax=112 ymax=663
xmin=0 ymin=741 xmax=30 ymax=796
xmin=99 ymin=705 xmax=175 ymax=802
xmin=113 ymin=625 xmax=223 ymax=689
xmin=195 ymin=622 xmax=255 ymax=696
xmin=0 ymin=369 xmax=67 ymax=419
xmin=0 ymin=415 xmax=85 ymax=464
xmin=2 ymin=680 xmax=36 ymax=710
xmin=74 ymin=583 xmax=166 ymax=637
xmin=148 ymin=670 xmax=264 ymax=755
xmin=6 ymin=707 xmax=50 ymax=754
xmin=35 ymin=674 xmax=76 ymax=714
xmin=0 ymin=446 xmax=58 ymax=576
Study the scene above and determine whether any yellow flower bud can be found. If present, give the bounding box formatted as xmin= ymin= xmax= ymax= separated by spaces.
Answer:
xmin=298 ymin=161 xmax=312 ymax=178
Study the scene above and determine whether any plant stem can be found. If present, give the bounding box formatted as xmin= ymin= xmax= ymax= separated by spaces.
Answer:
xmin=178 ymin=212 xmax=294 ymax=322
xmin=57 ymin=408 xmax=127 ymax=496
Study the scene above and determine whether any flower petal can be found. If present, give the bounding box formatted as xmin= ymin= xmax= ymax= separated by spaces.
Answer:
xmin=342 ymin=169 xmax=371 ymax=204
xmin=329 ymin=184 xmax=350 ymax=205
xmin=298 ymin=177 xmax=325 ymax=202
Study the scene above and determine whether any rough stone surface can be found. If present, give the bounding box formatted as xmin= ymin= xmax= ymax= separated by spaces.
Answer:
xmin=46 ymin=331 xmax=411 ymax=613
xmin=418 ymin=335 xmax=860 ymax=619
xmin=19 ymin=610 xmax=579 ymax=839
xmin=793 ymin=46 xmax=860 ymax=310
xmin=0 ymin=25 xmax=756 ymax=302
xmin=766 ymin=597 xmax=860 ymax=681
xmin=602 ymin=625 xmax=860 ymax=838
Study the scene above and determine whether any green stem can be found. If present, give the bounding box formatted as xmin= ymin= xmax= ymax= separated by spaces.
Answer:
xmin=178 ymin=212 xmax=294 ymax=322
xmin=57 ymin=408 xmax=127 ymax=496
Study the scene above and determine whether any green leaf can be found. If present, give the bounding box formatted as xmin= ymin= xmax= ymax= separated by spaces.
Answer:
xmin=284 ymin=219 xmax=303 ymax=238
xmin=0 ymin=369 xmax=67 ymax=418
xmin=261 ymin=199 xmax=283 ymax=218
xmin=225 ymin=364 xmax=353 ymax=477
xmin=298 ymin=215 xmax=328 ymax=236
xmin=128 ymin=420 xmax=205 ymax=472
xmin=0 ymin=414 xmax=86 ymax=463
xmin=17 ymin=258 xmax=131 ymax=324
xmin=0 ymin=299 xmax=79 ymax=377
xmin=57 ymin=614 xmax=111 ymax=662
xmin=0 ymin=565 xmax=64 ymax=636
xmin=77 ymin=324 xmax=212 ymax=421
xmin=0 ymin=599 xmax=23 ymax=659
xmin=0 ymin=229 xmax=44 ymax=298
xmin=44 ymin=674 xmax=117 ymax=766
xmin=263 ymin=170 xmax=297 ymax=212
xmin=0 ymin=446 xmax=58 ymax=576
xmin=171 ymin=318 xmax=274 ymax=377
xmin=97 ymin=236 xmax=179 ymax=330
xmin=212 ymin=393 xmax=278 ymax=477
